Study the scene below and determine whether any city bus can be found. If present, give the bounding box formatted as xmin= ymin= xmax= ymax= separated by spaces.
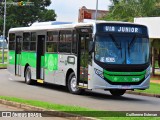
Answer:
xmin=8 ymin=21 xmax=150 ymax=96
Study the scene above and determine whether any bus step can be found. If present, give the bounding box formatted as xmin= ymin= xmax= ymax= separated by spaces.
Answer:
xmin=78 ymin=86 xmax=87 ymax=89
xmin=37 ymin=79 xmax=44 ymax=84
xmin=78 ymin=83 xmax=88 ymax=88
xmin=15 ymin=75 xmax=21 ymax=77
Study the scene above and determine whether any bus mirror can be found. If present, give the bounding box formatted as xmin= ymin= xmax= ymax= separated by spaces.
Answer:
xmin=89 ymin=41 xmax=94 ymax=53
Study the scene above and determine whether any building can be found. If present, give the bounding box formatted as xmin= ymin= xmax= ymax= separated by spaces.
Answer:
xmin=134 ymin=17 xmax=160 ymax=75
xmin=78 ymin=6 xmax=108 ymax=22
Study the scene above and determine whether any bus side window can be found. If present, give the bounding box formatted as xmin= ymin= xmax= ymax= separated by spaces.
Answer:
xmin=46 ymin=31 xmax=58 ymax=53
xmin=72 ymin=31 xmax=77 ymax=54
xmin=30 ymin=32 xmax=36 ymax=51
xmin=9 ymin=33 xmax=15 ymax=50
xmin=23 ymin=33 xmax=30 ymax=51
xmin=59 ymin=30 xmax=72 ymax=53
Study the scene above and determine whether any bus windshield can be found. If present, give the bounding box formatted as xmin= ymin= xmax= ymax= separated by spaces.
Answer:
xmin=95 ymin=34 xmax=149 ymax=64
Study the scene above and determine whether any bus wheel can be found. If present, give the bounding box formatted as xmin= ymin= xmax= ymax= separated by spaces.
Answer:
xmin=25 ymin=67 xmax=34 ymax=85
xmin=110 ymin=89 xmax=126 ymax=96
xmin=68 ymin=72 xmax=82 ymax=94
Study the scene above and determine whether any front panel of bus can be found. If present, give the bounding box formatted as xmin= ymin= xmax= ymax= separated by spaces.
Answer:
xmin=88 ymin=23 xmax=150 ymax=90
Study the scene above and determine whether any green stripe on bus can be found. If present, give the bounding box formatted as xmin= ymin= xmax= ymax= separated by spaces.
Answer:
xmin=9 ymin=51 xmax=15 ymax=65
xmin=41 ymin=56 xmax=44 ymax=68
xmin=16 ymin=54 xmax=21 ymax=65
xmin=103 ymin=70 xmax=145 ymax=83
xmin=21 ymin=52 xmax=36 ymax=68
xmin=45 ymin=53 xmax=58 ymax=71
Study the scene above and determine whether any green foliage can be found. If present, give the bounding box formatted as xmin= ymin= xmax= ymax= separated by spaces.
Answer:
xmin=0 ymin=63 xmax=7 ymax=68
xmin=0 ymin=51 xmax=7 ymax=66
xmin=103 ymin=0 xmax=160 ymax=22
xmin=0 ymin=0 xmax=57 ymax=36
xmin=39 ymin=9 xmax=56 ymax=22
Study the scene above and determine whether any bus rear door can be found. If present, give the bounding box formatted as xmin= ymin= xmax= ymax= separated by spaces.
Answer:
xmin=36 ymin=35 xmax=45 ymax=83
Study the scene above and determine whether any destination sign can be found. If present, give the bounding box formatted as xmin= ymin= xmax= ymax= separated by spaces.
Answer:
xmin=104 ymin=26 xmax=142 ymax=33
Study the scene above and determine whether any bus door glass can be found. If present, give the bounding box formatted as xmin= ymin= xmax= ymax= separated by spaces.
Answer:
xmin=37 ymin=35 xmax=45 ymax=80
xmin=77 ymin=27 xmax=92 ymax=86
xmin=15 ymin=36 xmax=22 ymax=76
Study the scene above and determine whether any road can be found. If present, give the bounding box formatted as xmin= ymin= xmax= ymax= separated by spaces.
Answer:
xmin=0 ymin=69 xmax=160 ymax=111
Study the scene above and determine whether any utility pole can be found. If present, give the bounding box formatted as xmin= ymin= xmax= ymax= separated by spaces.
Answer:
xmin=95 ymin=0 xmax=98 ymax=20
xmin=2 ymin=0 xmax=6 ymax=63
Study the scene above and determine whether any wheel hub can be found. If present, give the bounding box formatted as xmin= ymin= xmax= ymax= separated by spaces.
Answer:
xmin=70 ymin=77 xmax=79 ymax=92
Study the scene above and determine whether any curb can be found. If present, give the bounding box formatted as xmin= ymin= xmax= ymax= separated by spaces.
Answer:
xmin=126 ymin=91 xmax=160 ymax=98
xmin=0 ymin=99 xmax=95 ymax=120
xmin=0 ymin=68 xmax=7 ymax=69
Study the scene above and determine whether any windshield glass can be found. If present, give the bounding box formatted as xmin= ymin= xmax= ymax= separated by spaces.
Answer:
xmin=95 ymin=34 xmax=149 ymax=64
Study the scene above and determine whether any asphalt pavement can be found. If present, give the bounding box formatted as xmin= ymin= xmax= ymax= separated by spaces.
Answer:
xmin=0 ymin=69 xmax=160 ymax=111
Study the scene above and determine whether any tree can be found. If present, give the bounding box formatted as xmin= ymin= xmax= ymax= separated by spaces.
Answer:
xmin=103 ymin=0 xmax=160 ymax=22
xmin=38 ymin=9 xmax=56 ymax=22
xmin=0 ymin=0 xmax=57 ymax=36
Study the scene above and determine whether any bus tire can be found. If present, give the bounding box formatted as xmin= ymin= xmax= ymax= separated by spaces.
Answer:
xmin=25 ymin=67 xmax=34 ymax=85
xmin=67 ymin=72 xmax=82 ymax=94
xmin=110 ymin=89 xmax=126 ymax=96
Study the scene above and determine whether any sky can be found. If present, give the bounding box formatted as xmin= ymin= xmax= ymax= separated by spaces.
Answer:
xmin=47 ymin=0 xmax=112 ymax=22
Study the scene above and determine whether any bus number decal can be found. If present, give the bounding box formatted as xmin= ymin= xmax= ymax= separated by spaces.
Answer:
xmin=100 ymin=57 xmax=115 ymax=63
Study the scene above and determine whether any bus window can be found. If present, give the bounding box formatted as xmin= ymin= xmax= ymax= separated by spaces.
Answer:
xmin=9 ymin=33 xmax=15 ymax=50
xmin=30 ymin=32 xmax=36 ymax=51
xmin=46 ymin=31 xmax=58 ymax=52
xmin=59 ymin=31 xmax=72 ymax=53
xmin=23 ymin=33 xmax=30 ymax=51
xmin=72 ymin=31 xmax=77 ymax=54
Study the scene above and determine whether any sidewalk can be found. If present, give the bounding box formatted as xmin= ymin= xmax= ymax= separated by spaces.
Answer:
xmin=0 ymin=104 xmax=23 ymax=111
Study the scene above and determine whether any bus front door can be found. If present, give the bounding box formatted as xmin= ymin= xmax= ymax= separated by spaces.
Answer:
xmin=78 ymin=32 xmax=92 ymax=88
xmin=36 ymin=35 xmax=45 ymax=82
xmin=15 ymin=36 xmax=22 ymax=76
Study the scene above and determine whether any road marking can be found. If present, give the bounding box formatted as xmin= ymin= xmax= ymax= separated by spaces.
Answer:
xmin=8 ymin=78 xmax=13 ymax=81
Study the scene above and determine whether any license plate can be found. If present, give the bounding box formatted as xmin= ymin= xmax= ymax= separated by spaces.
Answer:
xmin=121 ymin=85 xmax=131 ymax=89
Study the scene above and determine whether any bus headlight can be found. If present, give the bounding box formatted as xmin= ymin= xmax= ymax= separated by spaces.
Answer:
xmin=94 ymin=68 xmax=104 ymax=79
xmin=145 ymin=66 xmax=150 ymax=78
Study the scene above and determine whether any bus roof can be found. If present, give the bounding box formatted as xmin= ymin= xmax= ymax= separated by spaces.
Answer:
xmin=9 ymin=21 xmax=145 ymax=33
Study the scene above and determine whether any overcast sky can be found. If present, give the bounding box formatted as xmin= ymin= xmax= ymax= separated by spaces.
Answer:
xmin=47 ymin=0 xmax=112 ymax=22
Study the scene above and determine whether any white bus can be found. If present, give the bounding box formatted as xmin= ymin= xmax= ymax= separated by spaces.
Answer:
xmin=8 ymin=21 xmax=150 ymax=96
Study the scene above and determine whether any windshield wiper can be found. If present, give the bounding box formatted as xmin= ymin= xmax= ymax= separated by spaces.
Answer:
xmin=109 ymin=34 xmax=121 ymax=49
xmin=109 ymin=34 xmax=122 ymax=58
xmin=128 ymin=35 xmax=136 ymax=56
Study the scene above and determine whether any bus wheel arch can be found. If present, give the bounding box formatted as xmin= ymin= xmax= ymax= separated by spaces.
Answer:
xmin=66 ymin=69 xmax=74 ymax=86
xmin=66 ymin=69 xmax=82 ymax=94
xmin=24 ymin=63 xmax=29 ymax=77
xmin=24 ymin=65 xmax=35 ymax=85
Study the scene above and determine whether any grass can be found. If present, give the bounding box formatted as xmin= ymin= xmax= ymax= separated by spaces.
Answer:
xmin=0 ymin=59 xmax=7 ymax=63
xmin=0 ymin=96 xmax=159 ymax=120
xmin=154 ymin=60 xmax=159 ymax=69
xmin=0 ymin=51 xmax=7 ymax=68
xmin=0 ymin=63 xmax=7 ymax=68
xmin=136 ymin=83 xmax=160 ymax=94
